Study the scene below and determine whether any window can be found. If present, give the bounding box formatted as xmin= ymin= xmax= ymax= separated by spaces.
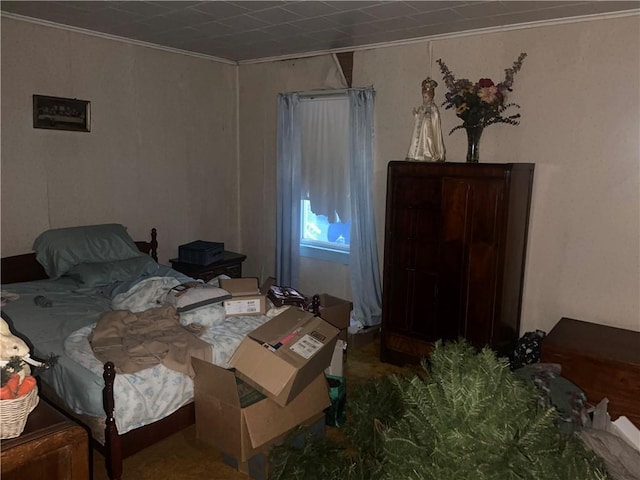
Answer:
xmin=277 ymin=87 xmax=380 ymax=324
xmin=300 ymin=199 xmax=350 ymax=263
xmin=299 ymin=94 xmax=350 ymax=264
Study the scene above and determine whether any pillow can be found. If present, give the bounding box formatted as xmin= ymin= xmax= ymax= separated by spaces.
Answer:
xmin=164 ymin=282 xmax=231 ymax=313
xmin=66 ymin=256 xmax=159 ymax=287
xmin=179 ymin=304 xmax=227 ymax=328
xmin=33 ymin=224 xmax=143 ymax=278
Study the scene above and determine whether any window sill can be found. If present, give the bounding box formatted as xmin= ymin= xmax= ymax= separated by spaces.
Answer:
xmin=300 ymin=245 xmax=349 ymax=265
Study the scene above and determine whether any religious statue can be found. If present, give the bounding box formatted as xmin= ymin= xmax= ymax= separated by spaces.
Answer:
xmin=406 ymin=77 xmax=446 ymax=162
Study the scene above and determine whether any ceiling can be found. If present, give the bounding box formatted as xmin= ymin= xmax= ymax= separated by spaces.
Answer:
xmin=2 ymin=1 xmax=638 ymax=63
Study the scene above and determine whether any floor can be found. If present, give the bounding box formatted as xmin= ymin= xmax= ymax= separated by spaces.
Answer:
xmin=92 ymin=335 xmax=415 ymax=480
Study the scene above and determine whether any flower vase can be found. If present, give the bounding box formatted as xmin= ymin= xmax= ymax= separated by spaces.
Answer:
xmin=465 ymin=125 xmax=483 ymax=163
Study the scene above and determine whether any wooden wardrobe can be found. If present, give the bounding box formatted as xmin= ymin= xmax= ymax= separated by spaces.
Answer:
xmin=380 ymin=161 xmax=535 ymax=365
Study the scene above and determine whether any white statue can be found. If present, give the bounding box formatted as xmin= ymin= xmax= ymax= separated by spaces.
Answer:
xmin=406 ymin=77 xmax=446 ymax=162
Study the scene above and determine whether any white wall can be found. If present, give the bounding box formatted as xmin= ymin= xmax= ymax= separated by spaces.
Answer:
xmin=240 ymin=14 xmax=639 ymax=334
xmin=1 ymin=18 xmax=239 ymax=263
xmin=354 ymin=15 xmax=639 ymax=333
xmin=3 ymin=14 xmax=638 ymax=336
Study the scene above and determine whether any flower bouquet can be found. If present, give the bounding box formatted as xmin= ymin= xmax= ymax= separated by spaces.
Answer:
xmin=436 ymin=53 xmax=527 ymax=162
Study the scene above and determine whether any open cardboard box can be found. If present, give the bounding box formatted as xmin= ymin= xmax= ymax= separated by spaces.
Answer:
xmin=220 ymin=277 xmax=270 ymax=316
xmin=192 ymin=357 xmax=330 ymax=463
xmin=316 ymin=293 xmax=352 ymax=341
xmin=229 ymin=307 xmax=339 ymax=406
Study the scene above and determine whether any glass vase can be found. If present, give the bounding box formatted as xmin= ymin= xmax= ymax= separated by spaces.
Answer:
xmin=465 ymin=125 xmax=484 ymax=163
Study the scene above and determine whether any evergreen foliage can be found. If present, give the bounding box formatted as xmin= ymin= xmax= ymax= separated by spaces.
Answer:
xmin=268 ymin=340 xmax=610 ymax=480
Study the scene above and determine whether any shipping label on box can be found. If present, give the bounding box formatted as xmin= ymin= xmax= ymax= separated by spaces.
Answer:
xmin=224 ymin=297 xmax=265 ymax=316
xmin=192 ymin=358 xmax=330 ymax=462
xmin=290 ymin=334 xmax=325 ymax=359
xmin=229 ymin=307 xmax=339 ymax=406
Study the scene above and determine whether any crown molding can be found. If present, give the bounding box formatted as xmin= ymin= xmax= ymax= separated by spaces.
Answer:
xmin=2 ymin=9 xmax=637 ymax=66
xmin=0 ymin=12 xmax=238 ymax=65
xmin=239 ymin=9 xmax=639 ymax=65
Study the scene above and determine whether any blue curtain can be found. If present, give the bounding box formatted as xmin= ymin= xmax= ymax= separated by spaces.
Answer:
xmin=276 ymin=87 xmax=381 ymax=326
xmin=348 ymin=87 xmax=382 ymax=326
xmin=275 ymin=93 xmax=301 ymax=287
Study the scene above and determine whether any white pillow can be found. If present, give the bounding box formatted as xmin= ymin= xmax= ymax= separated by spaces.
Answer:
xmin=164 ymin=282 xmax=231 ymax=313
xmin=180 ymin=304 xmax=227 ymax=328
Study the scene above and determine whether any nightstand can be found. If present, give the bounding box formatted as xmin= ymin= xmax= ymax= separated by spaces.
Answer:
xmin=169 ymin=250 xmax=247 ymax=282
xmin=1 ymin=398 xmax=90 ymax=480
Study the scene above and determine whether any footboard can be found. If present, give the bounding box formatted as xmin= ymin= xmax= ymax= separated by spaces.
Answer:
xmin=100 ymin=361 xmax=195 ymax=480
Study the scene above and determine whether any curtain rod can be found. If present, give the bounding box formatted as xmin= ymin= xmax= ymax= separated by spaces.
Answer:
xmin=297 ymin=87 xmax=365 ymax=98
xmin=299 ymin=88 xmax=349 ymax=99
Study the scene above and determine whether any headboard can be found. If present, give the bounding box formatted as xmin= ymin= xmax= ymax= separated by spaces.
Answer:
xmin=1 ymin=228 xmax=158 ymax=285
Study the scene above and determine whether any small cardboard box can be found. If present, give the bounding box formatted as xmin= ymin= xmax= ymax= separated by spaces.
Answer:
xmin=220 ymin=277 xmax=268 ymax=316
xmin=229 ymin=307 xmax=339 ymax=406
xmin=317 ymin=294 xmax=352 ymax=341
xmin=192 ymin=357 xmax=330 ymax=463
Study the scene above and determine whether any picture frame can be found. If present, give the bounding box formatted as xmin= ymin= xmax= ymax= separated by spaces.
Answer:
xmin=33 ymin=94 xmax=90 ymax=132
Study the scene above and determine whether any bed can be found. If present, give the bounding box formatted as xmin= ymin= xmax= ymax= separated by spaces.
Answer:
xmin=0 ymin=224 xmax=272 ymax=480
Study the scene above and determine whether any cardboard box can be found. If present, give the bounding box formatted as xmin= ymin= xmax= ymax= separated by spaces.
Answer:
xmin=192 ymin=357 xmax=330 ymax=463
xmin=223 ymin=412 xmax=326 ymax=480
xmin=220 ymin=277 xmax=267 ymax=316
xmin=317 ymin=294 xmax=352 ymax=341
xmin=229 ymin=307 xmax=339 ymax=406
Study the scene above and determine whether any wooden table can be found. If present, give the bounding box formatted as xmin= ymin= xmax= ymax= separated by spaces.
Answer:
xmin=1 ymin=397 xmax=90 ymax=480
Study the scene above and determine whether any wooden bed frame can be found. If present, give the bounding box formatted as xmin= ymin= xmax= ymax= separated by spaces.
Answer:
xmin=1 ymin=228 xmax=195 ymax=480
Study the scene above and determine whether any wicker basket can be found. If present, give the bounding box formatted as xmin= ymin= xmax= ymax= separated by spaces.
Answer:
xmin=0 ymin=386 xmax=39 ymax=439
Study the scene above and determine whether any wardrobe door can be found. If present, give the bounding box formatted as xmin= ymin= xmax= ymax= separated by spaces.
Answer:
xmin=381 ymin=171 xmax=443 ymax=363
xmin=439 ymin=177 xmax=505 ymax=348
xmin=384 ymin=174 xmax=441 ymax=339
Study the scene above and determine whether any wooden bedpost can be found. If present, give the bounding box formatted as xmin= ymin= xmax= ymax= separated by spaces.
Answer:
xmin=311 ymin=294 xmax=321 ymax=316
xmin=150 ymin=228 xmax=158 ymax=262
xmin=103 ymin=362 xmax=123 ymax=480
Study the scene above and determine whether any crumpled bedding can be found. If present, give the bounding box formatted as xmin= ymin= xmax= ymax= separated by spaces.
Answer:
xmin=90 ymin=304 xmax=213 ymax=376
xmin=112 ymin=276 xmax=180 ymax=312
xmin=2 ymin=272 xmax=270 ymax=435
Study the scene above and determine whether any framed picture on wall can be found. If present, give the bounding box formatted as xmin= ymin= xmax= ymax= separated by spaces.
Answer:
xmin=33 ymin=95 xmax=91 ymax=132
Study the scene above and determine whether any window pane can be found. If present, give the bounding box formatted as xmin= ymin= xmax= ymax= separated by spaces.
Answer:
xmin=301 ymin=199 xmax=350 ymax=251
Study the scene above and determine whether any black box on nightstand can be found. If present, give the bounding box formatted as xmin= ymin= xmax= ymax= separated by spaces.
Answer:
xmin=178 ymin=240 xmax=224 ymax=265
